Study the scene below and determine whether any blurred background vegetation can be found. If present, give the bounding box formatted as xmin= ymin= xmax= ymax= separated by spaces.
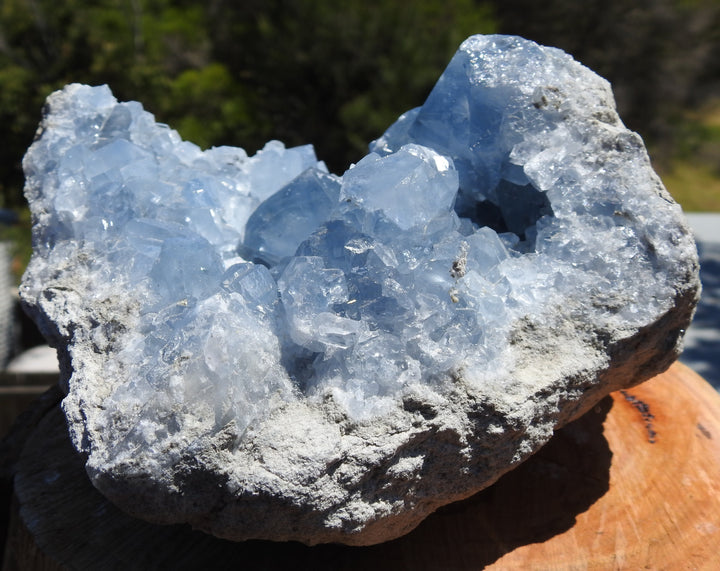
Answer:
xmin=0 ymin=0 xmax=719 ymax=280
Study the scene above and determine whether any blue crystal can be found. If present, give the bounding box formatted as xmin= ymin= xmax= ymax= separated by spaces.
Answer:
xmin=148 ymin=235 xmax=224 ymax=301
xmin=22 ymin=34 xmax=689 ymax=428
xmin=339 ymin=144 xmax=458 ymax=231
xmin=277 ymin=256 xmax=362 ymax=352
xmin=221 ymin=262 xmax=278 ymax=311
xmin=242 ymin=168 xmax=340 ymax=266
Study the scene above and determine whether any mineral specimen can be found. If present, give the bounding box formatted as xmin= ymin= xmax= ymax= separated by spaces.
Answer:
xmin=20 ymin=34 xmax=699 ymax=545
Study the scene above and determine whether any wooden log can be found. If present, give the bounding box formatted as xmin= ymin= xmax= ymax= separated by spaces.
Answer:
xmin=487 ymin=361 xmax=720 ymax=570
xmin=3 ymin=362 xmax=719 ymax=569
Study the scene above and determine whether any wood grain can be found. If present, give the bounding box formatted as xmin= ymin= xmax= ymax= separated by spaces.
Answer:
xmin=488 ymin=361 xmax=720 ymax=570
xmin=3 ymin=362 xmax=720 ymax=570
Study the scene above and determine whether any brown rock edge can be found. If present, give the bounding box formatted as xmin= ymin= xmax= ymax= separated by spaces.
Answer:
xmin=2 ymin=361 xmax=719 ymax=570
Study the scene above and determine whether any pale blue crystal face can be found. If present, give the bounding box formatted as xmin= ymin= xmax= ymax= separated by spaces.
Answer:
xmin=242 ymin=168 xmax=341 ymax=266
xmin=339 ymin=144 xmax=458 ymax=231
xmin=23 ymin=34 xmax=684 ymax=431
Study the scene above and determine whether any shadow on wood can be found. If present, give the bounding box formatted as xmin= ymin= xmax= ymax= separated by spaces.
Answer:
xmin=2 ymin=388 xmax=612 ymax=569
xmin=3 ymin=362 xmax=720 ymax=569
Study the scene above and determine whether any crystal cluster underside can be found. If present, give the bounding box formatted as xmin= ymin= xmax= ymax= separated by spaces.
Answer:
xmin=20 ymin=34 xmax=698 ymax=545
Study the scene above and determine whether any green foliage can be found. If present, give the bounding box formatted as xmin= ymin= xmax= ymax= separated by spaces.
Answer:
xmin=0 ymin=207 xmax=31 ymax=284
xmin=160 ymin=63 xmax=250 ymax=150
xmin=654 ymin=99 xmax=720 ymax=211
xmin=0 ymin=63 xmax=39 ymax=207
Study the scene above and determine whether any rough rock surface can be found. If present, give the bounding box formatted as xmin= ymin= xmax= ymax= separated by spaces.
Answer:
xmin=20 ymin=34 xmax=700 ymax=546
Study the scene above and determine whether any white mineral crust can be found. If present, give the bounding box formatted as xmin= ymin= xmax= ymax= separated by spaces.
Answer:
xmin=20 ymin=34 xmax=699 ymax=545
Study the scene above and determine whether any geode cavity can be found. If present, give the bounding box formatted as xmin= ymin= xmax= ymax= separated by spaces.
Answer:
xmin=20 ymin=34 xmax=699 ymax=545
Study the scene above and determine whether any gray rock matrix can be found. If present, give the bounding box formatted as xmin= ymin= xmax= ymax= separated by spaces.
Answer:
xmin=20 ymin=35 xmax=700 ymax=545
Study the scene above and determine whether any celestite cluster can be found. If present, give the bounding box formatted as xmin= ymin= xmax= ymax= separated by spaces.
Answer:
xmin=21 ymin=35 xmax=699 ymax=545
